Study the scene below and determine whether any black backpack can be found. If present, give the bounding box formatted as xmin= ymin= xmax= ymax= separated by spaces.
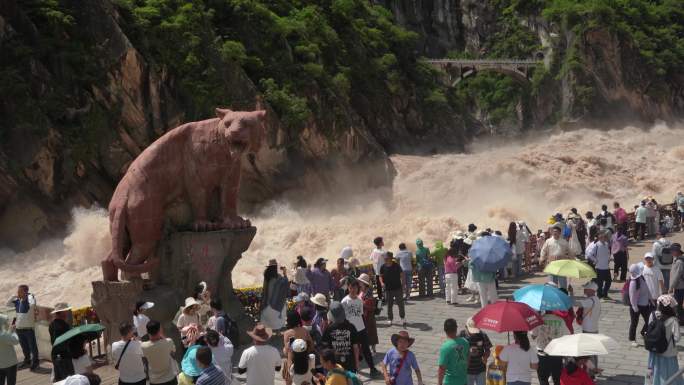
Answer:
xmin=659 ymin=246 xmax=673 ymax=265
xmin=644 ymin=318 xmax=672 ymax=354
xmin=218 ymin=313 xmax=240 ymax=349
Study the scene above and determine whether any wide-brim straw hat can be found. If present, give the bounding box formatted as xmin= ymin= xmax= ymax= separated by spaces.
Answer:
xmin=183 ymin=297 xmax=200 ymax=310
xmin=466 ymin=317 xmax=480 ymax=334
xmin=51 ymin=302 xmax=72 ymax=314
xmin=247 ymin=323 xmax=273 ymax=342
xmin=391 ymin=330 xmax=415 ymax=348
xmin=311 ymin=293 xmax=329 ymax=308
xmin=357 ymin=273 xmax=372 ymax=286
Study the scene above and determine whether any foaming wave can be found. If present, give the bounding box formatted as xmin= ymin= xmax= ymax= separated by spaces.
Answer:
xmin=3 ymin=123 xmax=684 ymax=303
xmin=236 ymin=123 xmax=684 ymax=287
xmin=0 ymin=207 xmax=109 ymax=307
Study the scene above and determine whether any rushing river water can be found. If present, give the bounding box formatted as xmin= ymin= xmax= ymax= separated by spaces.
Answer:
xmin=2 ymin=124 xmax=683 ymax=306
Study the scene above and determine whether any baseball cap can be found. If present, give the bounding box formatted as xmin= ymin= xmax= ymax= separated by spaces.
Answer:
xmin=644 ymin=252 xmax=654 ymax=259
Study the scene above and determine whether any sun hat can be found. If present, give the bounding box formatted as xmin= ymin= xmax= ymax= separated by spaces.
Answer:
xmin=181 ymin=344 xmax=203 ymax=377
xmin=183 ymin=297 xmax=200 ymax=309
xmin=51 ymin=302 xmax=72 ymax=314
xmin=294 ymin=292 xmax=310 ymax=303
xmin=357 ymin=273 xmax=372 ymax=286
xmin=247 ymin=323 xmax=273 ymax=342
xmin=63 ymin=375 xmax=90 ymax=385
xmin=327 ymin=301 xmax=346 ymax=324
xmin=267 ymin=259 xmax=278 ymax=266
xmin=582 ymin=281 xmax=598 ymax=291
xmin=291 ymin=338 xmax=307 ymax=353
xmin=465 ymin=317 xmax=480 ymax=334
xmin=311 ymin=293 xmax=329 ymax=308
xmin=391 ymin=330 xmax=415 ymax=348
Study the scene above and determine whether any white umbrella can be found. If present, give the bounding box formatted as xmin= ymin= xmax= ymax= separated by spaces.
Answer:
xmin=544 ymin=333 xmax=619 ymax=356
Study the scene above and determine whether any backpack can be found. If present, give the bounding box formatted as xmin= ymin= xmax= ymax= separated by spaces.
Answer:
xmin=659 ymin=245 xmax=673 ymax=265
xmin=621 ymin=279 xmax=631 ymax=306
xmin=217 ymin=313 xmax=240 ymax=349
xmin=644 ymin=318 xmax=673 ymax=354
xmin=330 ymin=367 xmax=362 ymax=385
xmin=621 ymin=277 xmax=643 ymax=306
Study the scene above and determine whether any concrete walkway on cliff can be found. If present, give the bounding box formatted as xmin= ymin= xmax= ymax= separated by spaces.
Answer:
xmin=17 ymin=231 xmax=684 ymax=385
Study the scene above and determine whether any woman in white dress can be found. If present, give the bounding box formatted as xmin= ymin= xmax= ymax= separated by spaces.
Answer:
xmin=567 ymin=216 xmax=582 ymax=257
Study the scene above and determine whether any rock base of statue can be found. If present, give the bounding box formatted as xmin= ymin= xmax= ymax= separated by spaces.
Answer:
xmin=156 ymin=226 xmax=258 ymax=345
xmin=92 ymin=227 xmax=257 ymax=350
xmin=91 ymin=279 xmax=183 ymax=356
xmin=91 ymin=280 xmax=144 ymax=350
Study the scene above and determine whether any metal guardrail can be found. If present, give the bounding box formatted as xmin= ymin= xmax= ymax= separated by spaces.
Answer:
xmin=425 ymin=58 xmax=541 ymax=65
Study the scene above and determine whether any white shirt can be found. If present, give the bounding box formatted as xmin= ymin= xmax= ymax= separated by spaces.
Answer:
xmin=370 ymin=248 xmax=386 ymax=275
xmin=576 ymin=295 xmax=601 ymax=332
xmin=586 ymin=241 xmax=611 ymax=270
xmin=341 ymin=296 xmax=365 ymax=332
xmin=7 ymin=294 xmax=36 ymax=329
xmin=238 ymin=345 xmax=282 ymax=385
xmin=112 ymin=340 xmax=146 ymax=383
xmin=133 ymin=314 xmax=150 ymax=337
xmin=288 ymin=354 xmax=315 ymax=385
xmin=499 ymin=344 xmax=538 ymax=382
xmin=642 ymin=265 xmax=664 ymax=300
xmin=72 ymin=354 xmax=92 ymax=375
xmin=210 ymin=335 xmax=234 ymax=381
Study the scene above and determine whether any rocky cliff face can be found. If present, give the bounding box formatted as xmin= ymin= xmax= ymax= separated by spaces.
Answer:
xmin=377 ymin=0 xmax=684 ymax=129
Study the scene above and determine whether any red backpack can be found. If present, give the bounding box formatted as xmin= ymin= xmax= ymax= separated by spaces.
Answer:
xmin=621 ymin=279 xmax=631 ymax=306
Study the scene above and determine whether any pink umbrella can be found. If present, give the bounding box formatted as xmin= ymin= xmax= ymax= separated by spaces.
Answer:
xmin=472 ymin=300 xmax=544 ymax=333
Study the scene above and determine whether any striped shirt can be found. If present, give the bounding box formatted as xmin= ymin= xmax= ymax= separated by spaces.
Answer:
xmin=196 ymin=365 xmax=225 ymax=385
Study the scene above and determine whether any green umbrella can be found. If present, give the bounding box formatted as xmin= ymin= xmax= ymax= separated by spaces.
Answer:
xmin=53 ymin=324 xmax=105 ymax=347
xmin=543 ymin=259 xmax=597 ymax=279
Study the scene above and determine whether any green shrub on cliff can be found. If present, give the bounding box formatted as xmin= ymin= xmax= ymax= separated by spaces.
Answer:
xmin=114 ymin=0 xmax=434 ymax=134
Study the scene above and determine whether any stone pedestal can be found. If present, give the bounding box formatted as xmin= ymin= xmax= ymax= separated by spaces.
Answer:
xmin=156 ymin=227 xmax=257 ymax=345
xmin=93 ymin=227 xmax=257 ymax=349
xmin=91 ymin=280 xmax=143 ymax=349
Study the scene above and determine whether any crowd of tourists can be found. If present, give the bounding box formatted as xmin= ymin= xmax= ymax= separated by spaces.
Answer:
xmin=1 ymin=195 xmax=683 ymax=385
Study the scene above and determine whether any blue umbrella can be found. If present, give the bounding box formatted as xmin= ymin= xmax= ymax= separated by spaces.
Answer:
xmin=513 ymin=284 xmax=572 ymax=311
xmin=468 ymin=236 xmax=512 ymax=272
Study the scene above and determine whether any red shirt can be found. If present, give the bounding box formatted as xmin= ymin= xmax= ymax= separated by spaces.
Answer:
xmin=561 ymin=368 xmax=594 ymax=385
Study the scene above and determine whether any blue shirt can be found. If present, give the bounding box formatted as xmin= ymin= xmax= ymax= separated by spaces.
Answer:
xmin=382 ymin=348 xmax=419 ymax=385
xmin=196 ymin=365 xmax=225 ymax=385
